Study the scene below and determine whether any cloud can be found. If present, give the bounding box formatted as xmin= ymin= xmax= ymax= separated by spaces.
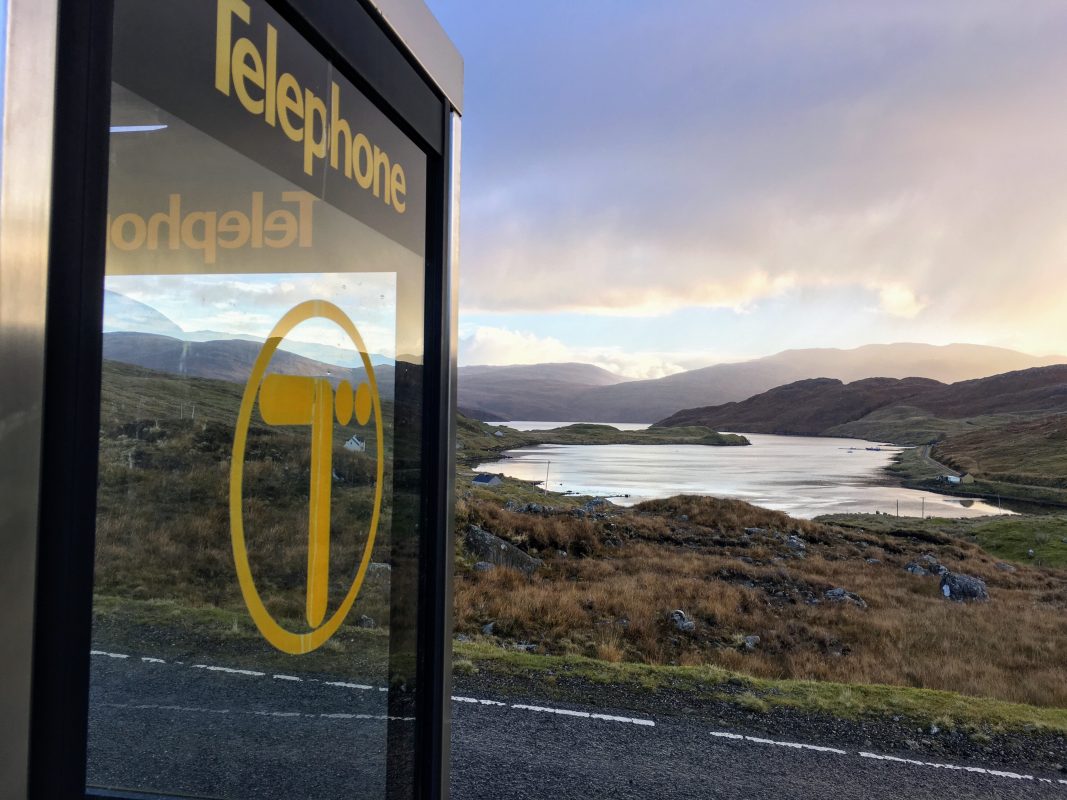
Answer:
xmin=459 ymin=325 xmax=720 ymax=379
xmin=107 ymin=273 xmax=400 ymax=357
xmin=876 ymin=284 xmax=925 ymax=318
xmin=440 ymin=0 xmax=1067 ymax=348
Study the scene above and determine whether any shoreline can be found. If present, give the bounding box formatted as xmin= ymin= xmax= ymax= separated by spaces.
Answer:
xmin=884 ymin=447 xmax=1067 ymax=514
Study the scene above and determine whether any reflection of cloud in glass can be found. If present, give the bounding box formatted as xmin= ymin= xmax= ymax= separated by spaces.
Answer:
xmin=103 ymin=289 xmax=183 ymax=336
xmin=105 ymin=272 xmax=397 ymax=361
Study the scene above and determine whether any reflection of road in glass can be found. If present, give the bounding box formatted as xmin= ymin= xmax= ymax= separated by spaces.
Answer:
xmin=86 ymin=652 xmax=392 ymax=799
xmin=476 ymin=433 xmax=1009 ymax=519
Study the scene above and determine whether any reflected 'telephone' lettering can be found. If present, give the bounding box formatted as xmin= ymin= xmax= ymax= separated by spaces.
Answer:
xmin=106 ymin=190 xmax=314 ymax=264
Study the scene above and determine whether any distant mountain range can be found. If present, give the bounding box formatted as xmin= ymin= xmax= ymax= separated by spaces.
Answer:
xmin=457 ymin=363 xmax=629 ymax=420
xmin=655 ymin=365 xmax=1067 ymax=444
xmin=103 ymin=290 xmax=393 ymax=367
xmin=459 ymin=344 xmax=1067 ymax=423
xmin=103 ymin=332 xmax=395 ymax=399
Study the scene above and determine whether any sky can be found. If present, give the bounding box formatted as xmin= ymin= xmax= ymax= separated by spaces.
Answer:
xmin=427 ymin=0 xmax=1067 ymax=378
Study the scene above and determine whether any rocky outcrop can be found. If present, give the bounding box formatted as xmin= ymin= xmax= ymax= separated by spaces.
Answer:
xmin=669 ymin=609 xmax=696 ymax=632
xmin=825 ymin=587 xmax=867 ymax=609
xmin=465 ymin=525 xmax=543 ymax=576
xmin=940 ymin=572 xmax=989 ymax=602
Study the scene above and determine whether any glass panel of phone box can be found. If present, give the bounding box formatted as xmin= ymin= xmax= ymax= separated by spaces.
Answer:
xmin=87 ymin=1 xmax=428 ymax=796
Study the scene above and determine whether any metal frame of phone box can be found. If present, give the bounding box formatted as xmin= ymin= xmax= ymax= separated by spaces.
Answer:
xmin=4 ymin=0 xmax=461 ymax=797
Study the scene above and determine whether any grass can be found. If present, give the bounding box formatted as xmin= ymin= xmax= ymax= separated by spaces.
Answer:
xmin=454 ymin=495 xmax=1067 ymax=710
xmin=93 ymin=592 xmax=1067 ymax=734
xmin=95 ymin=361 xmax=394 ymax=625
xmin=933 ymin=413 xmax=1067 ymax=488
xmin=92 ymin=359 xmax=1067 ymax=730
xmin=455 ymin=415 xmax=747 ymax=464
xmin=825 ymin=406 xmax=1021 ymax=446
xmin=885 ymin=442 xmax=1067 ymax=509
xmin=811 ymin=402 xmax=1067 ymax=510
xmin=820 ymin=513 xmax=1067 ymax=569
xmin=885 ymin=446 xmax=949 ymax=482
xmin=521 ymin=423 xmax=748 ymax=447
xmin=452 ymin=641 xmax=1067 ymax=735
xmin=92 ymin=594 xmax=390 ymax=678
xmin=458 ymin=468 xmax=589 ymax=508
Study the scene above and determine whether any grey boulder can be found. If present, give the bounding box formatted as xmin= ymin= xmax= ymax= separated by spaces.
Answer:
xmin=669 ymin=609 xmax=696 ymax=632
xmin=939 ymin=572 xmax=989 ymax=602
xmin=825 ymin=587 xmax=867 ymax=609
xmin=465 ymin=524 xmax=543 ymax=576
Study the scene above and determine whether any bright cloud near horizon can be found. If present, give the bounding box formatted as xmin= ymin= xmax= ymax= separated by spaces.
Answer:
xmin=429 ymin=0 xmax=1067 ymax=377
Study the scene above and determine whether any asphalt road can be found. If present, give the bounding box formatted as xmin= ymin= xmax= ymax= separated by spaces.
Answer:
xmin=918 ymin=444 xmax=960 ymax=478
xmin=86 ymin=651 xmax=1066 ymax=799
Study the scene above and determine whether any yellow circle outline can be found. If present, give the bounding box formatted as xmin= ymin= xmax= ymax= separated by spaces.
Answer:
xmin=229 ymin=300 xmax=385 ymax=654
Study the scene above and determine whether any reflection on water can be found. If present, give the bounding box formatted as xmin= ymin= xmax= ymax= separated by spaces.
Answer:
xmin=474 ymin=430 xmax=1010 ymax=520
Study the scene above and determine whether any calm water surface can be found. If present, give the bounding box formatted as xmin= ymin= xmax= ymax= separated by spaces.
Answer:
xmin=475 ymin=426 xmax=1009 ymax=519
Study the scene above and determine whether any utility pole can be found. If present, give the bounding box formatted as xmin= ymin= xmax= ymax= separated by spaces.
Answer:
xmin=544 ymin=460 xmax=550 ymax=496
xmin=921 ymin=496 xmax=925 ymax=519
xmin=896 ymin=499 xmax=899 ymax=518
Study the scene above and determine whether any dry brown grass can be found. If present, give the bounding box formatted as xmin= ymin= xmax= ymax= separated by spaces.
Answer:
xmin=95 ymin=365 xmax=1067 ymax=711
xmin=453 ymin=495 xmax=1067 ymax=709
xmin=94 ymin=411 xmax=393 ymax=630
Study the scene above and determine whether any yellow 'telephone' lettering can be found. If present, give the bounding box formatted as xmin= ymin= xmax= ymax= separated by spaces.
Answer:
xmin=214 ymin=0 xmax=408 ymax=212
xmin=215 ymin=0 xmax=250 ymax=96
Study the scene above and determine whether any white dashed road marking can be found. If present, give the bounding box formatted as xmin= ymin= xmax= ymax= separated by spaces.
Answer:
xmin=101 ymin=702 xmax=414 ymax=723
xmin=91 ymin=649 xmax=651 ymax=727
xmin=452 ymin=696 xmax=507 ymax=707
xmin=709 ymin=730 xmax=1067 ymax=788
xmin=858 ymin=751 xmax=1067 ymax=785
xmin=323 ymin=680 xmax=375 ymax=691
xmin=89 ymin=649 xmax=1064 ymax=786
xmin=511 ymin=704 xmax=655 ymax=727
xmin=192 ymin=664 xmax=265 ymax=677
xmin=710 ymin=730 xmax=846 ymax=755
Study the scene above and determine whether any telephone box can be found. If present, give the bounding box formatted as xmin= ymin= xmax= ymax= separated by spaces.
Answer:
xmin=0 ymin=1 xmax=461 ymax=797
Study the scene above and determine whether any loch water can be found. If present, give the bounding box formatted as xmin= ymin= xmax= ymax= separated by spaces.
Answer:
xmin=475 ymin=425 xmax=1009 ymax=519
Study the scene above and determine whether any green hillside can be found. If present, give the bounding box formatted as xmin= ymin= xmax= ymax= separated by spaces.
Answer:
xmin=456 ymin=418 xmax=748 ymax=464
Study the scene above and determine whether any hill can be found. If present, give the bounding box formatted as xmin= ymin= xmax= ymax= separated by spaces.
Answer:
xmin=455 ymin=416 xmax=748 ymax=464
xmin=655 ymin=366 xmax=1067 ymax=441
xmin=932 ymin=414 xmax=1067 ymax=490
xmin=103 ymin=332 xmax=395 ymax=398
xmin=458 ymin=344 xmax=1066 ymax=423
xmin=458 ymin=362 xmax=629 ymax=421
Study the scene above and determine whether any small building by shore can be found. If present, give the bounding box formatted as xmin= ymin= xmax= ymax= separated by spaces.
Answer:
xmin=942 ymin=473 xmax=975 ymax=485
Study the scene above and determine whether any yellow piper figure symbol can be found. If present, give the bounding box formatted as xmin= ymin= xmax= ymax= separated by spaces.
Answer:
xmin=229 ymin=300 xmax=384 ymax=654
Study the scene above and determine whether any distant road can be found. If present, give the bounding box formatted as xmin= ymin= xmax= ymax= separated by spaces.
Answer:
xmin=86 ymin=652 xmax=1064 ymax=799
xmin=918 ymin=444 xmax=960 ymax=477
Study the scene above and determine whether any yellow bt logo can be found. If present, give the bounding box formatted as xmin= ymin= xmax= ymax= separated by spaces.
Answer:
xmin=229 ymin=300 xmax=383 ymax=654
